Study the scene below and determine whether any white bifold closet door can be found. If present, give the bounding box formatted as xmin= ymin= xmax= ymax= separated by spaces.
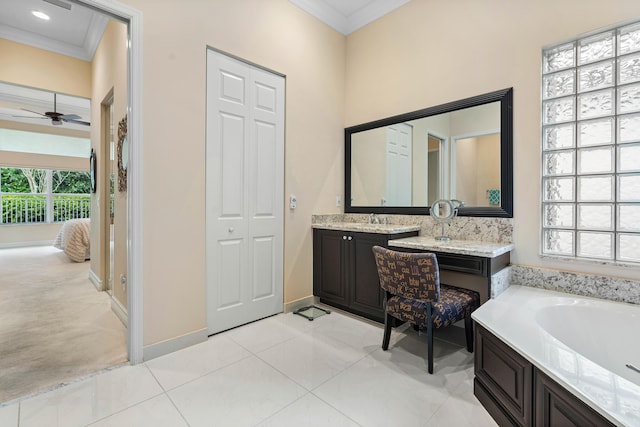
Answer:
xmin=386 ymin=123 xmax=412 ymax=206
xmin=206 ymin=49 xmax=284 ymax=335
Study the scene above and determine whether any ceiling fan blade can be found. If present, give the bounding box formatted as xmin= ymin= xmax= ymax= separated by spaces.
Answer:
xmin=20 ymin=108 xmax=47 ymax=117
xmin=12 ymin=115 xmax=49 ymax=119
xmin=59 ymin=114 xmax=81 ymax=120
xmin=63 ymin=118 xmax=91 ymax=126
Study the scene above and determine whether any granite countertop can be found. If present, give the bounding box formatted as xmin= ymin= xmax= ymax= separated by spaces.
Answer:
xmin=388 ymin=236 xmax=513 ymax=258
xmin=311 ymin=222 xmax=421 ymax=235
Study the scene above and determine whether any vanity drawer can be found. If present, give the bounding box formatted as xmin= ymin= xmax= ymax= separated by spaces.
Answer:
xmin=434 ymin=252 xmax=487 ymax=276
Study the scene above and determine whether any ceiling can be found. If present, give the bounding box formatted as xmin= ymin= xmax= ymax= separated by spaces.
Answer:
xmin=0 ymin=0 xmax=108 ymax=62
xmin=0 ymin=0 xmax=101 ymax=131
xmin=0 ymin=0 xmax=409 ymax=132
xmin=0 ymin=82 xmax=91 ymax=132
xmin=289 ymin=0 xmax=411 ymax=35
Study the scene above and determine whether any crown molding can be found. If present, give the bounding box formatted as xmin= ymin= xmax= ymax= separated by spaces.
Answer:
xmin=0 ymin=13 xmax=107 ymax=61
xmin=289 ymin=0 xmax=410 ymax=35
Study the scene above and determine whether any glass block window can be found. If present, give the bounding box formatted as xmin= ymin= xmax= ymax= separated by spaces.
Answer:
xmin=542 ymin=21 xmax=640 ymax=263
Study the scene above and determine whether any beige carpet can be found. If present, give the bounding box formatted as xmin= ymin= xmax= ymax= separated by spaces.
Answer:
xmin=0 ymin=246 xmax=127 ymax=404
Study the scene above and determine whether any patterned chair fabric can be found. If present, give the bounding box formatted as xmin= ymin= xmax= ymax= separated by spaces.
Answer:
xmin=385 ymin=285 xmax=480 ymax=329
xmin=373 ymin=246 xmax=440 ymax=302
xmin=372 ymin=245 xmax=480 ymax=373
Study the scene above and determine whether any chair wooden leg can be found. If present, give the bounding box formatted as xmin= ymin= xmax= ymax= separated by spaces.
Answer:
xmin=427 ymin=304 xmax=433 ymax=374
xmin=464 ymin=316 xmax=473 ymax=353
xmin=382 ymin=312 xmax=392 ymax=350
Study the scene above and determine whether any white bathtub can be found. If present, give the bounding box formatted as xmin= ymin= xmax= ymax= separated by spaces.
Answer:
xmin=472 ymin=285 xmax=640 ymax=427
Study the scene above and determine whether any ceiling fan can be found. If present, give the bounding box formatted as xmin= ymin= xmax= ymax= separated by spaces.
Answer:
xmin=15 ymin=93 xmax=90 ymax=127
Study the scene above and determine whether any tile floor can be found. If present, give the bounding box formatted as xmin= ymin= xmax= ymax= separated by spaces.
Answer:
xmin=0 ymin=309 xmax=497 ymax=426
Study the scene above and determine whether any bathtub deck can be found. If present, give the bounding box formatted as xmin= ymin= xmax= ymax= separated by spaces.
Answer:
xmin=472 ymin=285 xmax=640 ymax=427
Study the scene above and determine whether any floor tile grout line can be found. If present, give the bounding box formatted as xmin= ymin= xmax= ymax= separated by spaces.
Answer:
xmin=151 ymin=352 xmax=254 ymax=394
xmin=79 ymin=364 xmax=167 ymax=426
xmin=249 ymin=392 xmax=311 ymax=426
xmin=225 ymin=327 xmax=305 ymax=356
xmin=164 ymin=390 xmax=192 ymax=427
xmin=143 ymin=362 xmax=166 ymax=392
xmin=308 ymin=390 xmax=365 ymax=427
xmin=80 ymin=392 xmax=167 ymax=427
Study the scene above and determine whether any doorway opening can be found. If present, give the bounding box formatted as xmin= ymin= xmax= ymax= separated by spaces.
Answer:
xmin=0 ymin=0 xmax=141 ymax=402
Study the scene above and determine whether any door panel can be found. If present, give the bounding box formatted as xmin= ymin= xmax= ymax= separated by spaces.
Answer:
xmin=254 ymin=121 xmax=276 ymax=216
xmin=220 ymin=112 xmax=245 ymax=217
xmin=217 ymin=239 xmax=244 ymax=309
xmin=207 ymin=50 xmax=284 ymax=334
xmin=386 ymin=123 xmax=412 ymax=206
xmin=252 ymin=236 xmax=275 ymax=300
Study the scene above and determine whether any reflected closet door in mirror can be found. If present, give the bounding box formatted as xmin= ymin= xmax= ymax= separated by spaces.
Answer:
xmin=345 ymin=88 xmax=513 ymax=217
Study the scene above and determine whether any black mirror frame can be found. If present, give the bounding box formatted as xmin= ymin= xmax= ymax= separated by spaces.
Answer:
xmin=345 ymin=87 xmax=513 ymax=218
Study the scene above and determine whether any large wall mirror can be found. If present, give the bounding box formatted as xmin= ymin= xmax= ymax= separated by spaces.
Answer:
xmin=345 ymin=88 xmax=513 ymax=217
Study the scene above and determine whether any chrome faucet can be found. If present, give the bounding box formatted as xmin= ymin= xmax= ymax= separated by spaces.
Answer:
xmin=369 ymin=213 xmax=380 ymax=224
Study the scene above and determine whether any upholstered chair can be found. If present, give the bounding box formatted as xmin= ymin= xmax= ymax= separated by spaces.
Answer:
xmin=372 ymin=246 xmax=480 ymax=374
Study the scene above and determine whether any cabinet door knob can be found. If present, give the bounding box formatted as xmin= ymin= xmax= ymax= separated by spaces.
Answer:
xmin=228 ymin=227 xmax=234 ymax=233
xmin=348 ymin=236 xmax=353 ymax=241
xmin=343 ymin=235 xmax=347 ymax=240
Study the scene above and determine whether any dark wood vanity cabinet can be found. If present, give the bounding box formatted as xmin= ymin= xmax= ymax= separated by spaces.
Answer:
xmin=313 ymin=228 xmax=418 ymax=323
xmin=474 ymin=324 xmax=615 ymax=427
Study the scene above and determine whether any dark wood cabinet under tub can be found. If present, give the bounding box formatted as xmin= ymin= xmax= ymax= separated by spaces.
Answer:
xmin=312 ymin=227 xmax=419 ymax=323
xmin=474 ymin=324 xmax=615 ymax=427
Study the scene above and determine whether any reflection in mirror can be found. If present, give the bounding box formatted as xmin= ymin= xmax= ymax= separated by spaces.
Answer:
xmin=431 ymin=199 xmax=455 ymax=220
xmin=453 ymin=132 xmax=501 ymax=207
xmin=431 ymin=199 xmax=458 ymax=241
xmin=345 ymin=88 xmax=513 ymax=217
xmin=350 ymin=102 xmax=500 ymax=208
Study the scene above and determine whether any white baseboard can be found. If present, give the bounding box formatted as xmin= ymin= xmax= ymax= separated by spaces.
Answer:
xmin=0 ymin=241 xmax=53 ymax=249
xmin=284 ymin=295 xmax=316 ymax=313
xmin=111 ymin=296 xmax=128 ymax=327
xmin=143 ymin=328 xmax=208 ymax=361
xmin=88 ymin=269 xmax=103 ymax=291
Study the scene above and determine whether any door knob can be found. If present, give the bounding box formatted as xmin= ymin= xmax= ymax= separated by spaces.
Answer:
xmin=228 ymin=227 xmax=234 ymax=233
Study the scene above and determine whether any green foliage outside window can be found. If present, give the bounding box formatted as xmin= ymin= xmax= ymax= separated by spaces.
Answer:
xmin=1 ymin=167 xmax=91 ymax=224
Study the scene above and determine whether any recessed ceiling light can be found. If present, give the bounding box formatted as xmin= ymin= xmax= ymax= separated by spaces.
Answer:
xmin=32 ymin=10 xmax=51 ymax=20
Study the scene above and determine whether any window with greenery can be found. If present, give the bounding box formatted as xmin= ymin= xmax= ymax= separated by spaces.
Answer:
xmin=0 ymin=167 xmax=91 ymax=224
xmin=541 ymin=21 xmax=640 ymax=263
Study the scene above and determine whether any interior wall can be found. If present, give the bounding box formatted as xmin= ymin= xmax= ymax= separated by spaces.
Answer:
xmin=0 ymin=151 xmax=87 ymax=171
xmin=351 ymin=127 xmax=385 ymax=206
xmin=0 ymin=38 xmax=91 ymax=97
xmin=91 ymin=20 xmax=128 ymax=309
xmin=474 ymin=134 xmax=501 ymax=206
xmin=455 ymin=138 xmax=478 ymax=205
xmin=121 ymin=0 xmax=345 ymax=347
xmin=0 ymin=41 xmax=91 ymax=247
xmin=412 ymin=126 xmax=428 ymax=206
xmin=0 ymin=119 xmax=90 ymax=139
xmin=345 ymin=0 xmax=640 ymax=281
